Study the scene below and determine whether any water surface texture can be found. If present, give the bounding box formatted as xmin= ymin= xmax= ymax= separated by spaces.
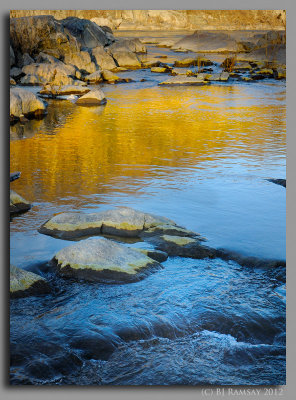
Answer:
xmin=10 ymin=35 xmax=286 ymax=385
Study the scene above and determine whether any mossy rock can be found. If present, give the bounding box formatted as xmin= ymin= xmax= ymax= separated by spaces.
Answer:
xmin=39 ymin=206 xmax=201 ymax=240
xmin=147 ymin=234 xmax=216 ymax=259
xmin=51 ymin=237 xmax=162 ymax=283
xmin=10 ymin=190 xmax=31 ymax=215
xmin=10 ymin=265 xmax=50 ymax=298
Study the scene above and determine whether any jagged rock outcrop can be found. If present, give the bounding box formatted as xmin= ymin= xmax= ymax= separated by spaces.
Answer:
xmin=10 ymin=10 xmax=286 ymax=31
xmin=60 ymin=17 xmax=114 ymax=48
xmin=10 ymin=16 xmax=80 ymax=65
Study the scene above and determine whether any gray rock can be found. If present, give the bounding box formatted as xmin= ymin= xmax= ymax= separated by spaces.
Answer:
xmin=10 ymin=67 xmax=23 ymax=79
xmin=108 ymin=42 xmax=142 ymax=69
xmin=134 ymin=248 xmax=168 ymax=263
xmin=38 ymin=206 xmax=199 ymax=240
xmin=64 ymin=51 xmax=96 ymax=74
xmin=148 ymin=234 xmax=216 ymax=259
xmin=172 ymin=31 xmax=239 ymax=53
xmin=76 ymin=89 xmax=107 ymax=106
xmin=10 ymin=265 xmax=50 ymax=298
xmin=10 ymin=16 xmax=80 ymax=65
xmin=10 ymin=46 xmax=15 ymax=67
xmin=10 ymin=190 xmax=31 ymax=214
xmin=21 ymin=53 xmax=34 ymax=67
xmin=22 ymin=62 xmax=78 ymax=86
xmin=51 ymin=237 xmax=161 ymax=283
xmin=84 ymin=70 xmax=103 ymax=84
xmin=91 ymin=45 xmax=117 ymax=71
xmin=10 ymin=88 xmax=46 ymax=120
xmin=158 ymin=76 xmax=209 ymax=86
xmin=174 ymin=57 xmax=213 ymax=67
xmin=60 ymin=17 xmax=113 ymax=48
xmin=39 ymin=84 xmax=89 ymax=96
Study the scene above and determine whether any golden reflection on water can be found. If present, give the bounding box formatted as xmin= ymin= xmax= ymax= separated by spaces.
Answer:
xmin=10 ymin=83 xmax=286 ymax=204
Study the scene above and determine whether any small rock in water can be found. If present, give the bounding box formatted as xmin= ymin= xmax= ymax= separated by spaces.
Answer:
xmin=51 ymin=237 xmax=162 ymax=283
xmin=158 ymin=76 xmax=209 ymax=86
xmin=10 ymin=190 xmax=31 ymax=215
xmin=147 ymin=234 xmax=216 ymax=259
xmin=10 ymin=265 xmax=50 ymax=298
xmin=76 ymin=89 xmax=107 ymax=106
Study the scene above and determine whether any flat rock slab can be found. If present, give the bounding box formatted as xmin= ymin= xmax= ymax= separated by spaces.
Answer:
xmin=39 ymin=85 xmax=89 ymax=96
xmin=39 ymin=206 xmax=200 ymax=240
xmin=10 ymin=190 xmax=31 ymax=215
xmin=159 ymin=76 xmax=209 ymax=86
xmin=10 ymin=265 xmax=50 ymax=298
xmin=51 ymin=237 xmax=161 ymax=283
xmin=148 ymin=234 xmax=216 ymax=259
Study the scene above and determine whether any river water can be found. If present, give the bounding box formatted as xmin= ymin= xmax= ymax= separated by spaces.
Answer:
xmin=10 ymin=33 xmax=286 ymax=385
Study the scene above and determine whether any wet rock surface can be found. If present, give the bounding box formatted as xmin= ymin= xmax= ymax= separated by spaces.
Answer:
xmin=38 ymin=207 xmax=198 ymax=240
xmin=10 ymin=190 xmax=31 ymax=215
xmin=51 ymin=237 xmax=161 ymax=283
xmin=10 ymin=265 xmax=50 ymax=298
xmin=76 ymin=89 xmax=107 ymax=106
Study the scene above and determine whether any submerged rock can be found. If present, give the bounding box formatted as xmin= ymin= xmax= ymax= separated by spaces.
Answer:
xmin=10 ymin=190 xmax=31 ymax=214
xmin=39 ymin=206 xmax=199 ymax=240
xmin=51 ymin=237 xmax=161 ymax=283
xmin=10 ymin=265 xmax=50 ymax=298
xmin=10 ymin=88 xmax=46 ymax=121
xmin=76 ymin=89 xmax=107 ymax=106
xmin=159 ymin=76 xmax=209 ymax=86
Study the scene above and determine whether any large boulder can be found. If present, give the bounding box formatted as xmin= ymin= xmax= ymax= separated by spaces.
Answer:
xmin=91 ymin=45 xmax=117 ymax=71
xmin=10 ymin=190 xmax=31 ymax=214
xmin=76 ymin=89 xmax=107 ymax=106
xmin=51 ymin=237 xmax=161 ymax=283
xmin=158 ymin=76 xmax=209 ymax=86
xmin=60 ymin=17 xmax=114 ymax=48
xmin=22 ymin=62 xmax=78 ymax=86
xmin=118 ymin=38 xmax=147 ymax=54
xmin=10 ymin=16 xmax=80 ymax=65
xmin=10 ymin=88 xmax=46 ymax=120
xmin=172 ymin=31 xmax=239 ymax=53
xmin=10 ymin=265 xmax=50 ymax=298
xmin=108 ymin=42 xmax=142 ymax=69
xmin=38 ymin=206 xmax=199 ymax=240
xmin=63 ymin=50 xmax=96 ymax=74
